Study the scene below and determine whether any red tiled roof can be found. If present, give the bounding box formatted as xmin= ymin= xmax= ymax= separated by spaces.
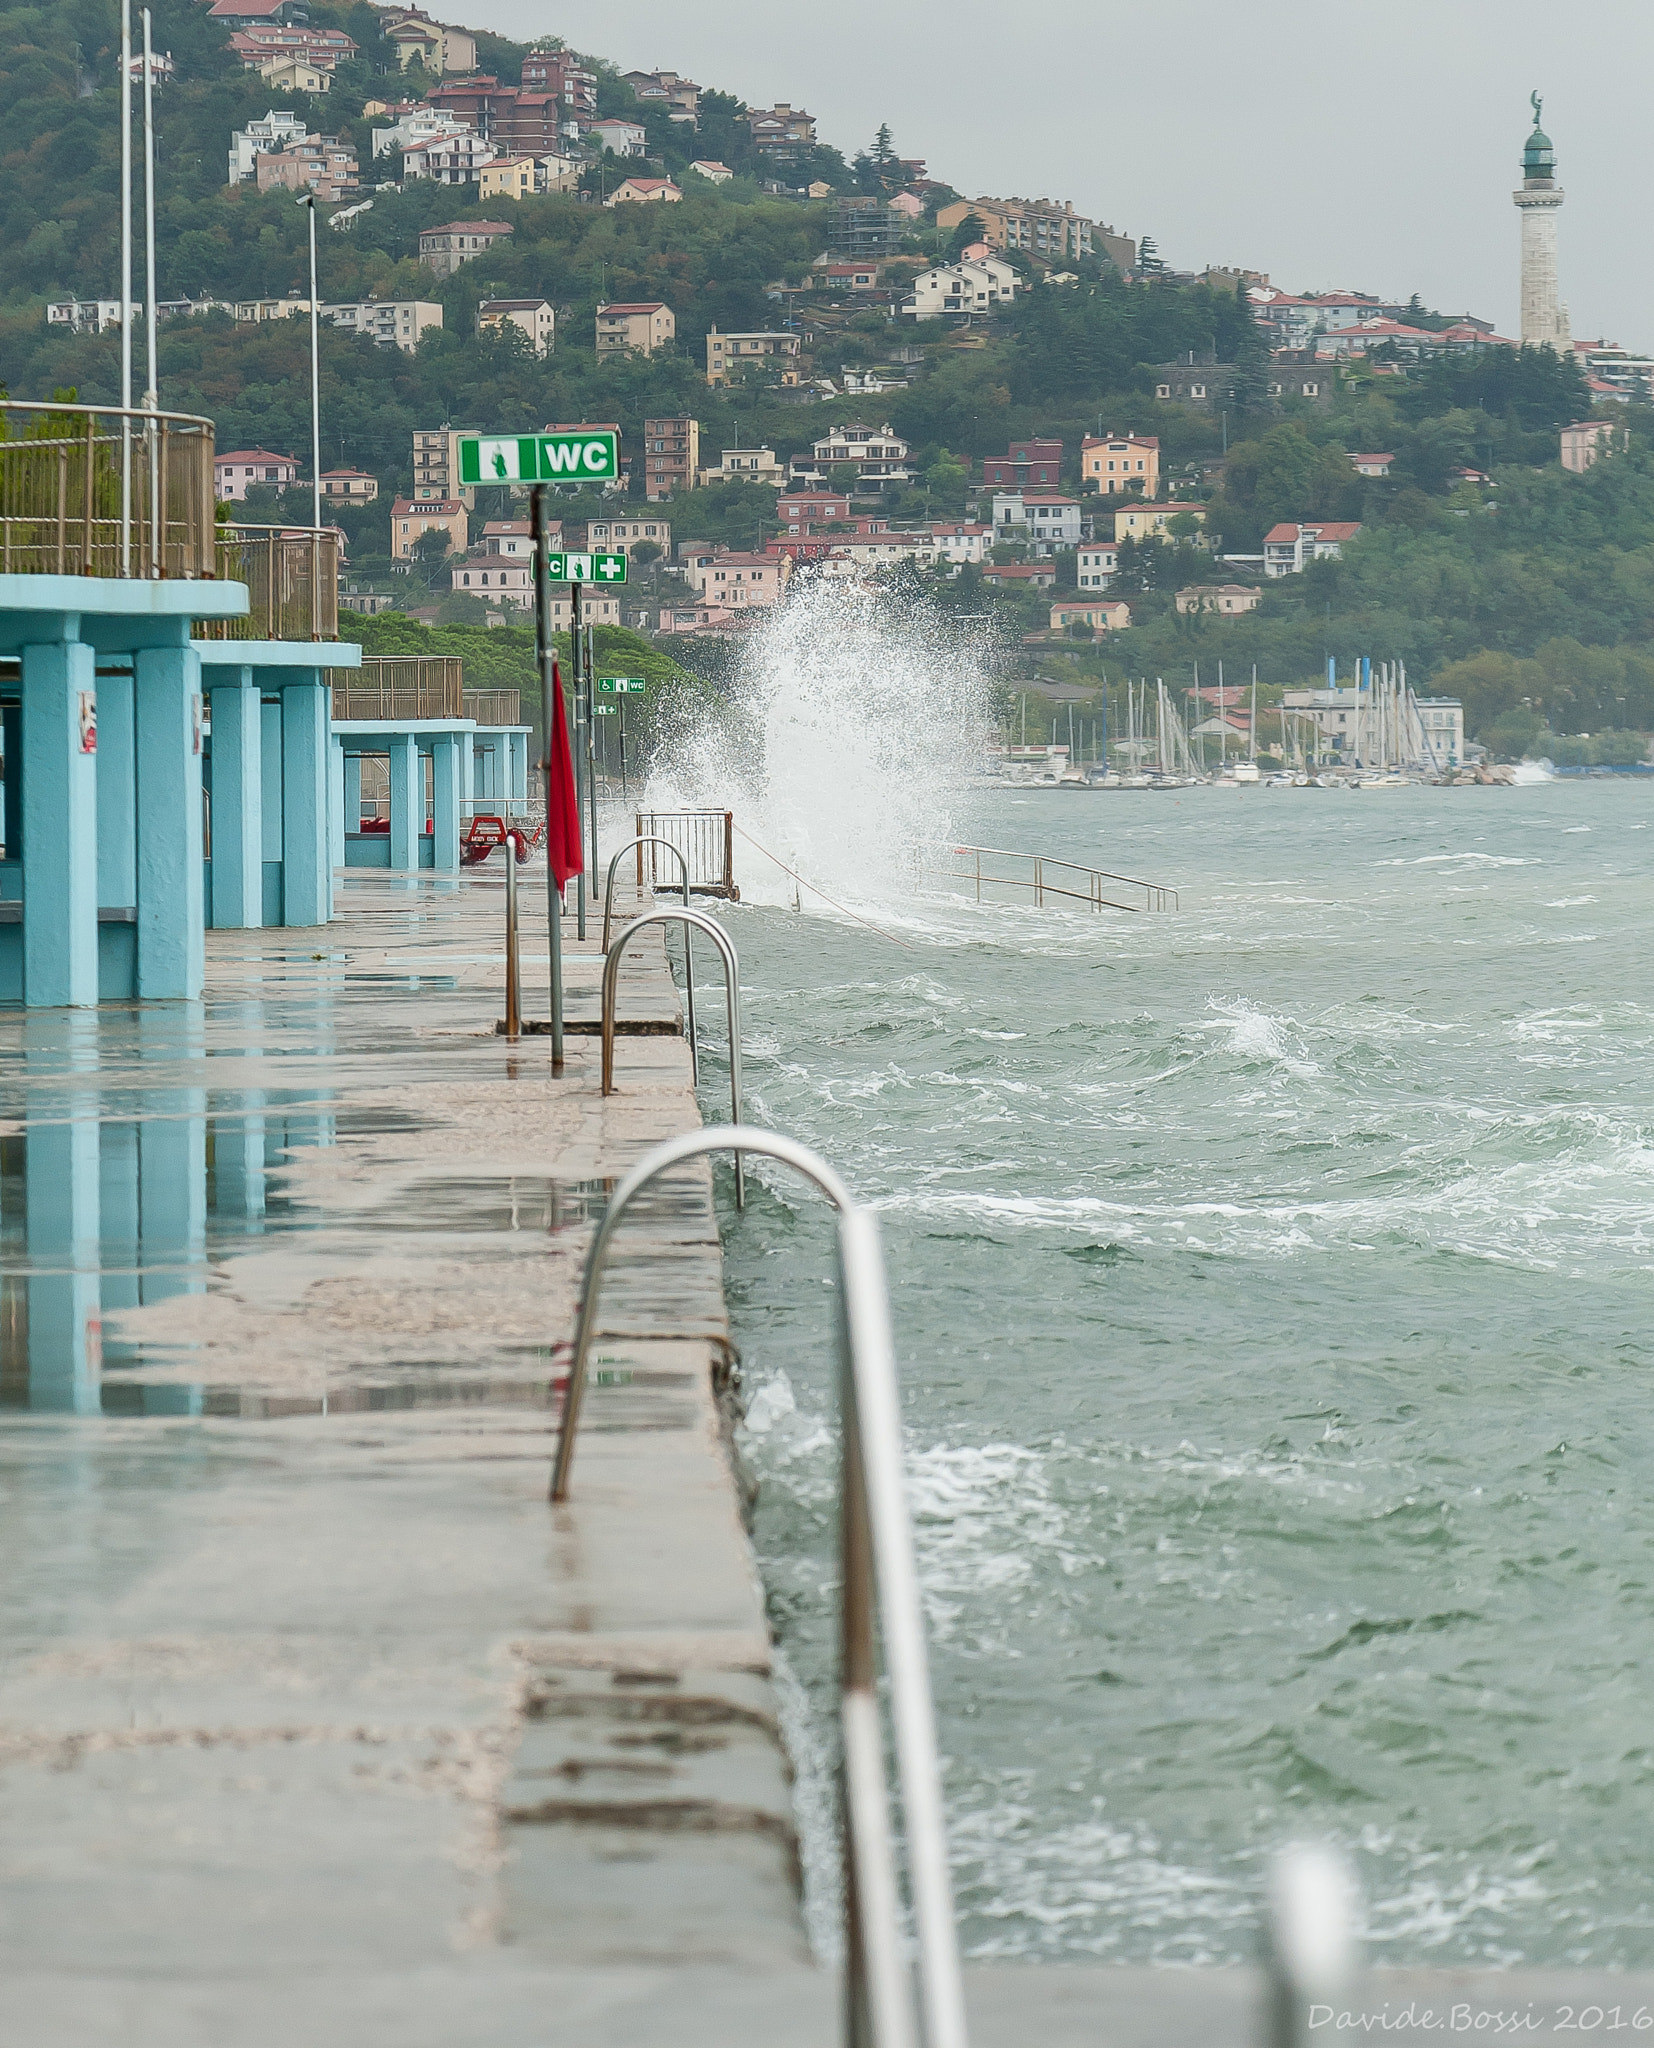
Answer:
xmin=1264 ymin=521 xmax=1362 ymax=543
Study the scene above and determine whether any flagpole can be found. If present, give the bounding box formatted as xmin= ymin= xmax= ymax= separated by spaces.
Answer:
xmin=119 ymin=0 xmax=133 ymax=573
xmin=532 ymin=484 xmax=564 ymax=1068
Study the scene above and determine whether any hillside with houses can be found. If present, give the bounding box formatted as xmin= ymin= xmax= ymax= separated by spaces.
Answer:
xmin=6 ymin=0 xmax=1654 ymax=749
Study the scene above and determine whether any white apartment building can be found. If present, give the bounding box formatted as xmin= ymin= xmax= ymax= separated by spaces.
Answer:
xmin=788 ymin=423 xmax=914 ymax=491
xmin=403 ymin=132 xmax=498 ymax=183
xmin=1417 ymin=697 xmax=1466 ymax=772
xmin=901 ymin=257 xmax=1018 ymax=321
xmin=324 ymin=300 xmax=443 ymax=353
xmin=1262 ymin=520 xmax=1362 ymax=578
xmin=227 ymin=109 xmax=308 ymax=184
xmin=992 ymin=492 xmax=1083 ymax=555
xmin=478 ymin=298 xmax=555 ymax=357
xmin=371 ymin=108 xmax=470 ymax=159
xmin=684 ymin=552 xmax=789 ymax=606
xmin=586 ymin=517 xmax=672 ymax=554
xmin=450 ymin=556 xmax=533 ymax=605
xmin=1075 ymin=543 xmax=1118 ymax=588
xmin=923 ymin=522 xmax=992 ymax=567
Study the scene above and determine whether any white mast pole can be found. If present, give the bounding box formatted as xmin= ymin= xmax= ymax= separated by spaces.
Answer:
xmin=142 ymin=9 xmax=159 ymax=571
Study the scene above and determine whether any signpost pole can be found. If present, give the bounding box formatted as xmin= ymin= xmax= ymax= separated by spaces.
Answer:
xmin=619 ymin=696 xmax=627 ymax=801
xmin=585 ymin=616 xmax=600 ymax=899
xmin=531 ymin=484 xmax=564 ymax=1069
xmin=571 ymin=575 xmax=586 ymax=940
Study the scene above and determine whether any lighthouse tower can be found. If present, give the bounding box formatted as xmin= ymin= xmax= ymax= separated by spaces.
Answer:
xmin=1514 ymin=92 xmax=1570 ymax=350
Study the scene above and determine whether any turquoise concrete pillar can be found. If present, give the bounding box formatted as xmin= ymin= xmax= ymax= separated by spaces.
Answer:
xmin=208 ymin=668 xmax=263 ymax=929
xmin=96 ymin=667 xmax=136 ymax=911
xmin=134 ymin=642 xmax=205 ymax=1000
xmin=281 ymin=674 xmax=331 ymax=927
xmin=260 ymin=700 xmax=283 ymax=860
xmin=25 ymin=1113 xmax=101 ymax=1411
xmin=344 ymin=753 xmax=362 ymax=831
xmin=21 ymin=639 xmax=99 ymax=1007
xmin=329 ymin=733 xmax=345 ymax=868
xmin=509 ymin=731 xmax=528 ymax=801
xmin=430 ymin=734 xmax=461 ymax=870
xmin=387 ymin=732 xmax=419 ymax=870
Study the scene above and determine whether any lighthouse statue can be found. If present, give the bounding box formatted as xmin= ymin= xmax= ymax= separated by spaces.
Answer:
xmin=1514 ymin=92 xmax=1570 ymax=351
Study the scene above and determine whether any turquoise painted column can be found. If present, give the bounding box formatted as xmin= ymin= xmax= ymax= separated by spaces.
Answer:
xmin=21 ymin=638 xmax=99 ymax=1007
xmin=344 ymin=752 xmax=362 ymax=831
xmin=96 ymin=667 xmax=136 ymax=911
xmin=509 ymin=731 xmax=527 ymax=801
xmin=26 ymin=1113 xmax=101 ymax=1411
xmin=387 ymin=732 xmax=419 ymax=870
xmin=134 ymin=642 xmax=205 ymax=1000
xmin=328 ymin=732 xmax=346 ymax=870
xmin=281 ymin=673 xmax=331 ymax=926
xmin=208 ymin=668 xmax=263 ymax=929
xmin=430 ymin=734 xmax=461 ymax=870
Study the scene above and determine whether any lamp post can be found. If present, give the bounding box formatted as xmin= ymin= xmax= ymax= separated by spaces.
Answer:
xmin=119 ymin=0 xmax=132 ymax=571
xmin=297 ymin=193 xmax=322 ymax=533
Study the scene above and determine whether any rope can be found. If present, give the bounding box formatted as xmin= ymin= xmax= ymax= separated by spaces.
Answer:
xmin=729 ymin=822 xmax=915 ymax=950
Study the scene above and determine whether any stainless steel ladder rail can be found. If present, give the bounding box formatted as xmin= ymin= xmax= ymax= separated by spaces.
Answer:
xmin=602 ymin=835 xmax=697 ymax=1081
xmin=601 ymin=907 xmax=745 ymax=1207
xmin=549 ymin=1125 xmax=969 ymax=2048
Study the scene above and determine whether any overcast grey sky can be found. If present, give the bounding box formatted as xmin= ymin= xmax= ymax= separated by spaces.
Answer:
xmin=467 ymin=0 xmax=1650 ymax=346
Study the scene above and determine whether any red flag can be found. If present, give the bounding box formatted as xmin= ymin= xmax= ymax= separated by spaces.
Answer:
xmin=543 ymin=658 xmax=582 ymax=891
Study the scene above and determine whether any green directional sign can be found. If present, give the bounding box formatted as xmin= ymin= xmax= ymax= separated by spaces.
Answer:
xmin=543 ymin=551 xmax=627 ymax=585
xmin=598 ymin=676 xmax=647 ymax=694
xmin=457 ymin=430 xmax=619 ymax=486
xmin=594 ymin=705 xmax=617 ymax=718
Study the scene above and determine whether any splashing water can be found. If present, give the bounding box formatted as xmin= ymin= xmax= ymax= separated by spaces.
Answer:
xmin=642 ymin=581 xmax=993 ymax=910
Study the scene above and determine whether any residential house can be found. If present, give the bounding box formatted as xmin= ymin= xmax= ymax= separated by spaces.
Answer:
xmin=214 ymin=449 xmax=300 ymax=501
xmin=478 ymin=297 xmax=555 ymax=356
xmin=1561 ymin=420 xmax=1625 ymax=473
xmin=1416 ymin=697 xmax=1466 ymax=773
xmin=379 ymin=10 xmax=477 ymax=75
xmin=777 ymin=490 xmax=852 ymax=532
xmin=255 ymin=136 xmax=359 ymax=200
xmin=412 ymin=428 xmax=471 ymax=506
xmin=450 ymin=555 xmax=532 ymax=606
xmin=478 ymin=519 xmax=551 ymax=560
xmin=478 ymin=158 xmax=536 ymax=201
xmin=1075 ymin=543 xmax=1118 ymax=588
xmin=685 ymin=551 xmax=789 ymax=607
xmin=370 ymin=107 xmax=469 ymax=160
xmin=230 ymin=296 xmax=312 ymax=323
xmin=936 ymin=196 xmax=1134 ymax=271
xmin=1264 ymin=371 xmax=1329 ymax=403
xmin=809 ymin=260 xmax=883 ymax=293
xmin=1316 ymin=318 xmax=1440 ymax=360
xmin=814 ymin=536 xmax=927 ymax=581
xmin=1114 ymin=502 xmax=1209 ymax=543
xmin=643 ymin=416 xmax=699 ymax=500
xmin=705 ymin=328 xmax=803 ymax=386
xmin=227 ymin=108 xmax=309 ymax=183
xmin=1262 ymin=521 xmax=1361 ymax=576
xmin=520 ymin=48 xmax=598 ymax=136
xmin=981 ymin=562 xmax=1057 ymax=591
xmin=658 ymin=603 xmax=740 ymax=635
xmin=607 ymin=177 xmax=682 ymax=207
xmin=789 ymin=423 xmax=913 ymax=492
xmin=888 ymin=191 xmax=924 ymax=219
xmin=747 ymin=103 xmax=815 ymax=155
xmin=1049 ymin=597 xmax=1131 ymax=632
xmin=540 ymin=590 xmax=620 ymax=627
xmin=324 ymin=299 xmax=442 ymax=352
xmin=901 ymin=257 xmax=1018 ymax=320
xmin=1175 ymin=583 xmax=1262 ymax=616
xmin=228 ymin=22 xmax=356 ymax=78
xmin=696 ymin=446 xmax=786 ymax=488
xmin=622 ymin=69 xmax=701 ymax=122
xmin=253 ymin=56 xmax=330 ymax=94
xmin=46 ymin=300 xmax=136 ymax=333
xmin=984 ymin=440 xmax=1063 ymax=489
xmin=321 ymin=469 xmax=378 ymax=503
xmin=596 ymin=302 xmax=675 ymax=358
xmin=533 ymin=155 xmax=582 ymax=194
xmin=403 ymin=133 xmax=498 ymax=184
xmin=1151 ymin=363 xmax=1233 ymax=406
xmin=1573 ymin=340 xmax=1654 ymax=403
xmin=920 ymin=522 xmax=992 ymax=567
xmin=688 ymin=159 xmax=732 ymax=183
xmin=992 ymin=493 xmax=1082 ymax=555
xmin=587 ymin=117 xmax=647 ymax=158
xmin=1081 ymin=434 xmax=1159 ymax=497
xmin=586 ymin=516 xmax=672 ymax=555
xmin=830 ymin=196 xmax=903 ymax=257
xmin=1349 ymin=452 xmax=1394 ymax=477
xmin=391 ymin=498 xmax=467 ymax=559
xmin=418 ymin=221 xmax=512 ymax=278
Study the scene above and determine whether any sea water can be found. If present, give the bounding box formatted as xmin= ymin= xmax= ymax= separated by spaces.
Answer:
xmin=700 ymin=778 xmax=1654 ymax=1968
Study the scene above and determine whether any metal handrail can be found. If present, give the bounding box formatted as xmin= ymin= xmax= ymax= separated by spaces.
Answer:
xmin=603 ymin=836 xmax=697 ymax=1083
xmin=503 ymin=832 xmax=521 ymax=1040
xmin=0 ymin=397 xmax=217 ymax=579
xmin=602 ymin=907 xmax=743 ymax=1206
xmin=549 ymin=1125 xmax=969 ymax=2048
xmin=206 ymin=522 xmax=340 ymax=641
xmin=924 ymin=841 xmax=1179 ymax=914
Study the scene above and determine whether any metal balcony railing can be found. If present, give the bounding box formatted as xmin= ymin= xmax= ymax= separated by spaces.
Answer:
xmin=634 ymin=807 xmax=740 ymax=899
xmin=0 ymin=399 xmax=217 ymax=579
xmin=328 ymin=656 xmax=463 ymax=720
xmin=203 ymin=524 xmax=339 ymax=641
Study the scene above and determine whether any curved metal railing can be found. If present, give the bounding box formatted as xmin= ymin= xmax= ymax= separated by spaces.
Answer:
xmin=604 ymin=835 xmax=698 ymax=1081
xmin=0 ymin=397 xmax=216 ymax=579
xmin=923 ymin=841 xmax=1179 ymax=914
xmin=602 ymin=906 xmax=742 ymax=1205
xmin=550 ymin=1125 xmax=969 ymax=2048
xmin=205 ymin=523 xmax=340 ymax=641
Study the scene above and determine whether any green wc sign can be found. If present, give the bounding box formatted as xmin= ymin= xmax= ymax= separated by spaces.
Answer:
xmin=457 ymin=431 xmax=619 ymax=485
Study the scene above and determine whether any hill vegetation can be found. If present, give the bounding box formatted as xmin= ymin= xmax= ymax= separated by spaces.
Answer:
xmin=3 ymin=0 xmax=1652 ymax=748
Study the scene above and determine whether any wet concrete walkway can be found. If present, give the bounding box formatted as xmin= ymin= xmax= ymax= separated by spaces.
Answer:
xmin=0 ymin=868 xmax=833 ymax=2046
